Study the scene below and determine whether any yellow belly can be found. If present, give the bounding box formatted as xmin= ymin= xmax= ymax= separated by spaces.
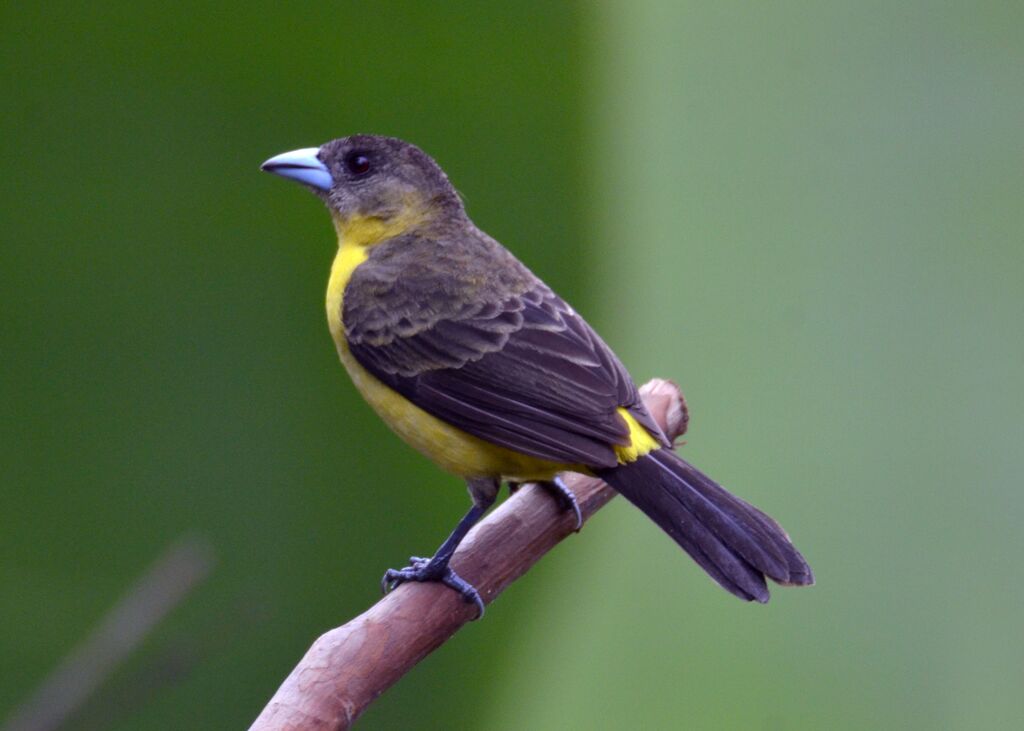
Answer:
xmin=325 ymin=243 xmax=577 ymax=481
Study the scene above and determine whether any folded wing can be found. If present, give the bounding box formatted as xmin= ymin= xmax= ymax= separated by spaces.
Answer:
xmin=343 ymin=239 xmax=667 ymax=468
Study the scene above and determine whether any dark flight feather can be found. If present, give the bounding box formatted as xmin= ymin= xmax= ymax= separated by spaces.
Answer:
xmin=597 ymin=449 xmax=814 ymax=601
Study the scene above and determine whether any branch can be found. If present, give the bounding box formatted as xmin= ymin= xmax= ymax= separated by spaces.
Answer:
xmin=248 ymin=379 xmax=688 ymax=731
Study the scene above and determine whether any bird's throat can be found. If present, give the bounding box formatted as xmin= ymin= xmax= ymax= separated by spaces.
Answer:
xmin=331 ymin=201 xmax=430 ymax=249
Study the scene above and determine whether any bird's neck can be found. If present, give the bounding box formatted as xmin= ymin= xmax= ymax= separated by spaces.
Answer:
xmin=332 ymin=211 xmax=419 ymax=249
xmin=331 ymin=195 xmax=466 ymax=251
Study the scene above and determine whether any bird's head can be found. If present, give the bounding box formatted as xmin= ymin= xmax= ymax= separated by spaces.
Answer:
xmin=261 ymin=135 xmax=464 ymax=245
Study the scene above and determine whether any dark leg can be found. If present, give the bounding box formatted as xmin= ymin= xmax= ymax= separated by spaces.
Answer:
xmin=510 ymin=477 xmax=582 ymax=531
xmin=381 ymin=478 xmax=498 ymax=619
xmin=540 ymin=475 xmax=583 ymax=532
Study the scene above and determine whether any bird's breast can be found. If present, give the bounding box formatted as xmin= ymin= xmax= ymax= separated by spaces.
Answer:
xmin=325 ymin=243 xmax=368 ymax=342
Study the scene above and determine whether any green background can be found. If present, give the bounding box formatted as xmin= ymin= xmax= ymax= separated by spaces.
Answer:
xmin=2 ymin=2 xmax=1022 ymax=729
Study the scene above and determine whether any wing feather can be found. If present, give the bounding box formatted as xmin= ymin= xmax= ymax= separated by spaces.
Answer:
xmin=343 ymin=234 xmax=668 ymax=467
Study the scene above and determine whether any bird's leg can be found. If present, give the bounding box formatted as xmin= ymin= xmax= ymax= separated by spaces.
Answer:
xmin=509 ymin=477 xmax=581 ymax=531
xmin=381 ymin=478 xmax=498 ymax=618
xmin=538 ymin=475 xmax=583 ymax=532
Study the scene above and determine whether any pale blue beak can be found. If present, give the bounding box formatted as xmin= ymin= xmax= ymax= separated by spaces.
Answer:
xmin=260 ymin=147 xmax=332 ymax=191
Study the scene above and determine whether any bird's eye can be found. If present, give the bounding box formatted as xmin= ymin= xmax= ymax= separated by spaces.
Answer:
xmin=345 ymin=152 xmax=371 ymax=176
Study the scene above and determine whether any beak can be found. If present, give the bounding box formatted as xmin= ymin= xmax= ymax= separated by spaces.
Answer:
xmin=260 ymin=147 xmax=332 ymax=192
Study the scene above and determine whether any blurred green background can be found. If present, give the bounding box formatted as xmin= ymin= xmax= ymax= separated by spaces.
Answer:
xmin=2 ymin=2 xmax=1022 ymax=729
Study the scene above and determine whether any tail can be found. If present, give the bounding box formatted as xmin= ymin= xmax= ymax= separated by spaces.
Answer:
xmin=597 ymin=449 xmax=814 ymax=602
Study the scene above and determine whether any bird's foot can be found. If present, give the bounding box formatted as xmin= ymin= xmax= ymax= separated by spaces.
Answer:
xmin=540 ymin=475 xmax=583 ymax=532
xmin=381 ymin=556 xmax=485 ymax=618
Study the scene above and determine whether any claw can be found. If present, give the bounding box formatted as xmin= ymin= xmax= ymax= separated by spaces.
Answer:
xmin=438 ymin=567 xmax=486 ymax=618
xmin=543 ymin=476 xmax=583 ymax=532
xmin=380 ymin=557 xmax=485 ymax=618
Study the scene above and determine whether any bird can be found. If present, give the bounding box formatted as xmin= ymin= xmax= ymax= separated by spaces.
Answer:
xmin=261 ymin=135 xmax=813 ymax=617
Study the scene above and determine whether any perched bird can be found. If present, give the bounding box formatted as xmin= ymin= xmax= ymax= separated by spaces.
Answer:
xmin=262 ymin=136 xmax=813 ymax=616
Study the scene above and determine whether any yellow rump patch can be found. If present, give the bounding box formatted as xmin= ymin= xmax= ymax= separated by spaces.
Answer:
xmin=613 ymin=407 xmax=662 ymax=464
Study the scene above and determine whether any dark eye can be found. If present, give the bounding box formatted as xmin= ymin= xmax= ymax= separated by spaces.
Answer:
xmin=344 ymin=152 xmax=371 ymax=176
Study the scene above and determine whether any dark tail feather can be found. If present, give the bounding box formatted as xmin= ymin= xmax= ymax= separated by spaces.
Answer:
xmin=597 ymin=449 xmax=814 ymax=603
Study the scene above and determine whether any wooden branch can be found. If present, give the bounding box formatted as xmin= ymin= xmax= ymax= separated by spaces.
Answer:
xmin=248 ymin=379 xmax=688 ymax=731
